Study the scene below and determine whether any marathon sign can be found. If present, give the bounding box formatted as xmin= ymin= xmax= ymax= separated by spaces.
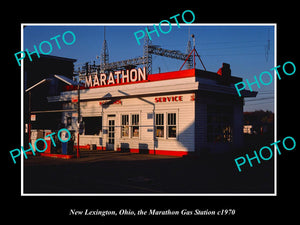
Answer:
xmin=85 ymin=67 xmax=147 ymax=88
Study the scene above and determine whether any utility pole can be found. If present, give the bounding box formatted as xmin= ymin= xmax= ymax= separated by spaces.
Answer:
xmin=77 ymin=80 xmax=80 ymax=159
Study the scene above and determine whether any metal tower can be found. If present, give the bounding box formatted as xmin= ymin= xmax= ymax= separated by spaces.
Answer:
xmin=100 ymin=27 xmax=109 ymax=71
xmin=186 ymin=27 xmax=193 ymax=69
xmin=186 ymin=39 xmax=192 ymax=69
xmin=179 ymin=34 xmax=206 ymax=71
xmin=81 ymin=27 xmax=199 ymax=77
xmin=143 ymin=32 xmax=152 ymax=75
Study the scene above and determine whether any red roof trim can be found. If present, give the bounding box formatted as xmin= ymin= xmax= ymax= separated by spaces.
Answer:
xmin=148 ymin=69 xmax=195 ymax=82
xmin=63 ymin=69 xmax=196 ymax=91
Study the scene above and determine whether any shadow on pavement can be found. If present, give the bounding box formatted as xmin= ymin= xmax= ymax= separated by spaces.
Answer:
xmin=23 ymin=150 xmax=274 ymax=194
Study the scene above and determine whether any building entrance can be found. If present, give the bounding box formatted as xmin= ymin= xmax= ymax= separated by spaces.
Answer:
xmin=107 ymin=119 xmax=115 ymax=150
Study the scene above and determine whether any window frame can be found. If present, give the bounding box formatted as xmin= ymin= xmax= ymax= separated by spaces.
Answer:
xmin=155 ymin=111 xmax=178 ymax=139
xmin=120 ymin=113 xmax=140 ymax=139
xmin=167 ymin=112 xmax=177 ymax=139
xmin=121 ymin=114 xmax=129 ymax=138
xmin=131 ymin=114 xmax=140 ymax=138
xmin=82 ymin=116 xmax=102 ymax=135
xmin=207 ymin=105 xmax=233 ymax=143
xmin=155 ymin=113 xmax=165 ymax=138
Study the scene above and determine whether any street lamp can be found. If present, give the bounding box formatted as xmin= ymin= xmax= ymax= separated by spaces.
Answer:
xmin=25 ymin=78 xmax=52 ymax=150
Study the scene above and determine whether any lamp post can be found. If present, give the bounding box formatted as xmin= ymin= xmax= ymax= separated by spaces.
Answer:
xmin=25 ymin=78 xmax=51 ymax=148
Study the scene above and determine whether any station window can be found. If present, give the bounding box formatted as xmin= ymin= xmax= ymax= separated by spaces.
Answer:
xmin=167 ymin=113 xmax=176 ymax=138
xmin=82 ymin=116 xmax=102 ymax=135
xmin=155 ymin=113 xmax=164 ymax=138
xmin=155 ymin=112 xmax=177 ymax=138
xmin=131 ymin=114 xmax=139 ymax=138
xmin=207 ymin=105 xmax=233 ymax=143
xmin=121 ymin=115 xmax=129 ymax=137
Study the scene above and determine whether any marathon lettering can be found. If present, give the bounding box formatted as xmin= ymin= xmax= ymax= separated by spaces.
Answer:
xmin=85 ymin=67 xmax=147 ymax=88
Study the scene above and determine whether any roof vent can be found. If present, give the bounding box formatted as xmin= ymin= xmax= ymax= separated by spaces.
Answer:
xmin=217 ymin=63 xmax=231 ymax=78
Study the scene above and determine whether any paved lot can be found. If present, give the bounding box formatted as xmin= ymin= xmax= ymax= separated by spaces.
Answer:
xmin=24 ymin=150 xmax=274 ymax=194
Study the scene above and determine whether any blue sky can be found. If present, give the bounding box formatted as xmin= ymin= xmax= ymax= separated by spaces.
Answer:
xmin=23 ymin=24 xmax=275 ymax=112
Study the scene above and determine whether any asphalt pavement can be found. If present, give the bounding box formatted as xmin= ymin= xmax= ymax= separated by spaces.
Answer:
xmin=23 ymin=150 xmax=274 ymax=194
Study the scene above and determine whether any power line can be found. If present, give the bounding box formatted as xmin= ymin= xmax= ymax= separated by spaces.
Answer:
xmin=246 ymin=101 xmax=274 ymax=106
xmin=245 ymin=97 xmax=274 ymax=102
xmin=203 ymin=52 xmax=266 ymax=57
xmin=200 ymin=44 xmax=264 ymax=51
xmin=201 ymin=40 xmax=264 ymax=45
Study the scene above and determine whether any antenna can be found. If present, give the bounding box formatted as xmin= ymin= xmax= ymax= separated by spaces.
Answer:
xmin=265 ymin=28 xmax=270 ymax=62
xmin=180 ymin=34 xmax=206 ymax=71
xmin=186 ymin=27 xmax=192 ymax=69
xmin=191 ymin=34 xmax=195 ymax=48
xmin=100 ymin=26 xmax=109 ymax=71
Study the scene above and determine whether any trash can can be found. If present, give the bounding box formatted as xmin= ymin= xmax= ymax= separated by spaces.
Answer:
xmin=30 ymin=129 xmax=38 ymax=152
xmin=44 ymin=130 xmax=52 ymax=154
xmin=31 ymin=129 xmax=44 ymax=153
xmin=50 ymin=130 xmax=61 ymax=154
xmin=60 ymin=130 xmax=74 ymax=155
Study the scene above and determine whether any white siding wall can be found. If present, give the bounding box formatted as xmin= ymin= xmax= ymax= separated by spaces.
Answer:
xmin=64 ymin=93 xmax=195 ymax=154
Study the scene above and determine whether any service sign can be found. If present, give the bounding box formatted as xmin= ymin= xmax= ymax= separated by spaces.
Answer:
xmin=154 ymin=94 xmax=195 ymax=103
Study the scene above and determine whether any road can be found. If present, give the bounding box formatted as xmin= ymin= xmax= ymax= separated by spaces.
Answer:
xmin=23 ymin=150 xmax=274 ymax=194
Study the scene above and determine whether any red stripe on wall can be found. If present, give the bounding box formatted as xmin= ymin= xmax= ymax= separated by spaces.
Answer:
xmin=148 ymin=149 xmax=189 ymax=157
xmin=74 ymin=145 xmax=106 ymax=151
xmin=116 ymin=148 xmax=188 ymax=157
xmin=76 ymin=145 xmax=189 ymax=157
xmin=40 ymin=153 xmax=75 ymax=159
